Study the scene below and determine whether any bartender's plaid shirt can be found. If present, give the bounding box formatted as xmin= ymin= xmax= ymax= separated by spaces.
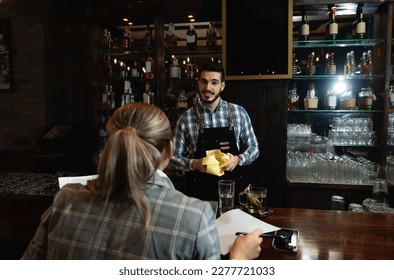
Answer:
xmin=21 ymin=171 xmax=220 ymax=260
xmin=172 ymin=99 xmax=260 ymax=170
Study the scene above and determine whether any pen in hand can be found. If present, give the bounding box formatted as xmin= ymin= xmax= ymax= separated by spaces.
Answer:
xmin=235 ymin=232 xmax=287 ymax=239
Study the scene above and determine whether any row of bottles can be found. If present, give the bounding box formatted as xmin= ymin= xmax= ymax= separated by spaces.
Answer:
xmin=96 ymin=54 xmax=156 ymax=81
xmin=293 ymin=49 xmax=374 ymax=76
xmin=299 ymin=3 xmax=367 ymax=41
xmin=97 ymin=53 xmax=200 ymax=84
xmin=288 ymin=83 xmax=377 ymax=111
xmin=99 ymin=21 xmax=220 ymax=52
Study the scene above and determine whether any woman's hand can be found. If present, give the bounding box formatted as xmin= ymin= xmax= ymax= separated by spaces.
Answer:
xmin=229 ymin=228 xmax=264 ymax=260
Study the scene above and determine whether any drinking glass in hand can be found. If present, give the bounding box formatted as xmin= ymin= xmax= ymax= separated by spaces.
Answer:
xmin=218 ymin=180 xmax=235 ymax=216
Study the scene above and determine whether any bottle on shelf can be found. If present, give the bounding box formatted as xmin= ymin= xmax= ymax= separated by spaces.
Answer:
xmin=299 ymin=7 xmax=310 ymax=41
xmin=324 ymin=89 xmax=337 ymax=110
xmin=306 ymin=52 xmax=316 ymax=76
xmin=170 ymin=89 xmax=188 ymax=127
xmin=287 ymin=84 xmax=299 ymax=110
xmin=162 ymin=86 xmax=176 ymax=116
xmin=339 ymin=88 xmax=356 ymax=110
xmin=186 ymin=83 xmax=198 ymax=107
xmin=325 ymin=52 xmax=336 ymax=75
xmin=352 ymin=4 xmax=366 ymax=39
xmin=169 ymin=55 xmax=181 ymax=79
xmin=360 ymin=51 xmax=369 ymax=75
xmin=122 ymin=26 xmax=132 ymax=51
xmin=143 ymin=83 xmax=154 ymax=104
xmin=360 ymin=50 xmax=373 ymax=76
xmin=358 ymin=87 xmax=374 ymax=110
xmin=185 ymin=57 xmax=197 ymax=79
xmin=143 ymin=25 xmax=154 ymax=53
xmin=186 ymin=23 xmax=197 ymax=51
xmin=144 ymin=53 xmax=155 ymax=80
xmin=344 ymin=51 xmax=356 ymax=76
xmin=99 ymin=29 xmax=113 ymax=50
xmin=131 ymin=60 xmax=140 ymax=78
xmin=107 ymin=85 xmax=116 ymax=110
xmin=292 ymin=53 xmax=302 ymax=75
xmin=367 ymin=50 xmax=373 ymax=75
xmin=102 ymin=84 xmax=109 ymax=110
xmin=206 ymin=21 xmax=218 ymax=49
xmin=326 ymin=5 xmax=338 ymax=40
xmin=165 ymin=22 xmax=178 ymax=49
xmin=97 ymin=116 xmax=108 ymax=152
xmin=121 ymin=80 xmax=134 ymax=106
xmin=176 ymin=89 xmax=188 ymax=111
xmin=304 ymin=83 xmax=318 ymax=110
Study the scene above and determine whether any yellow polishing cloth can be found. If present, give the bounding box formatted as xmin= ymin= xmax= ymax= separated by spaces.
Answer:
xmin=202 ymin=149 xmax=230 ymax=176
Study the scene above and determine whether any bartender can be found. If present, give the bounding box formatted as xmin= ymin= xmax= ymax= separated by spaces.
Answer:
xmin=171 ymin=61 xmax=260 ymax=201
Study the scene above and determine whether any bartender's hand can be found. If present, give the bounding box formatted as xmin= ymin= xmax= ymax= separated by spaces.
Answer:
xmin=192 ymin=158 xmax=207 ymax=173
xmin=229 ymin=228 xmax=263 ymax=260
xmin=223 ymin=153 xmax=240 ymax=172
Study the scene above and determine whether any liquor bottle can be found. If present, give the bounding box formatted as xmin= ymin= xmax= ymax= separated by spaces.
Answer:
xmin=97 ymin=116 xmax=108 ymax=151
xmin=304 ymin=83 xmax=318 ymax=110
xmin=306 ymin=52 xmax=316 ymax=75
xmin=162 ymin=86 xmax=176 ymax=116
xmin=131 ymin=61 xmax=140 ymax=78
xmin=107 ymin=85 xmax=116 ymax=110
xmin=326 ymin=5 xmax=338 ymax=40
xmin=358 ymin=86 xmax=375 ymax=110
xmin=287 ymin=84 xmax=299 ymax=110
xmin=367 ymin=49 xmax=373 ymax=76
xmin=206 ymin=21 xmax=218 ymax=49
xmin=292 ymin=53 xmax=302 ymax=75
xmin=144 ymin=54 xmax=155 ymax=80
xmin=185 ymin=57 xmax=197 ymax=79
xmin=176 ymin=89 xmax=188 ymax=111
xmin=165 ymin=22 xmax=177 ymax=49
xmin=107 ymin=30 xmax=113 ymax=49
xmin=325 ymin=52 xmax=336 ymax=75
xmin=143 ymin=25 xmax=154 ymax=53
xmin=122 ymin=26 xmax=132 ymax=50
xmin=299 ymin=7 xmax=310 ymax=41
xmin=360 ymin=51 xmax=369 ymax=75
xmin=186 ymin=23 xmax=197 ymax=50
xmin=169 ymin=55 xmax=180 ymax=79
xmin=121 ymin=80 xmax=134 ymax=105
xmin=344 ymin=51 xmax=356 ymax=76
xmin=339 ymin=88 xmax=356 ymax=110
xmin=353 ymin=4 xmax=366 ymax=39
xmin=324 ymin=89 xmax=337 ymax=110
xmin=143 ymin=83 xmax=154 ymax=104
xmin=102 ymin=85 xmax=109 ymax=110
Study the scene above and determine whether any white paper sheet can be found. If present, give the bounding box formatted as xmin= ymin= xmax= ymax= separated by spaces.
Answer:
xmin=58 ymin=174 xmax=98 ymax=188
xmin=215 ymin=208 xmax=281 ymax=255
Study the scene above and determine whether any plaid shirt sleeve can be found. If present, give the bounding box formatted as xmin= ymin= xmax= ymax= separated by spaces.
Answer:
xmin=171 ymin=108 xmax=199 ymax=171
xmin=232 ymin=104 xmax=260 ymax=166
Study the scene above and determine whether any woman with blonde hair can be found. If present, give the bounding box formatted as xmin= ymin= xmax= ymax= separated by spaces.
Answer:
xmin=22 ymin=103 xmax=263 ymax=260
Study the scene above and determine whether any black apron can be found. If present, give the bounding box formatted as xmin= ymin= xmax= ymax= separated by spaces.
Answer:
xmin=186 ymin=102 xmax=247 ymax=202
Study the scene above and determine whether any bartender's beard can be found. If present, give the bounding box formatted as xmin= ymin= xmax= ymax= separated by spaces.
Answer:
xmin=199 ymin=90 xmax=221 ymax=105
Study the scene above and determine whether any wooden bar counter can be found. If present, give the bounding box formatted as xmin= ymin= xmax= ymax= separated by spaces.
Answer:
xmin=258 ymin=208 xmax=394 ymax=260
